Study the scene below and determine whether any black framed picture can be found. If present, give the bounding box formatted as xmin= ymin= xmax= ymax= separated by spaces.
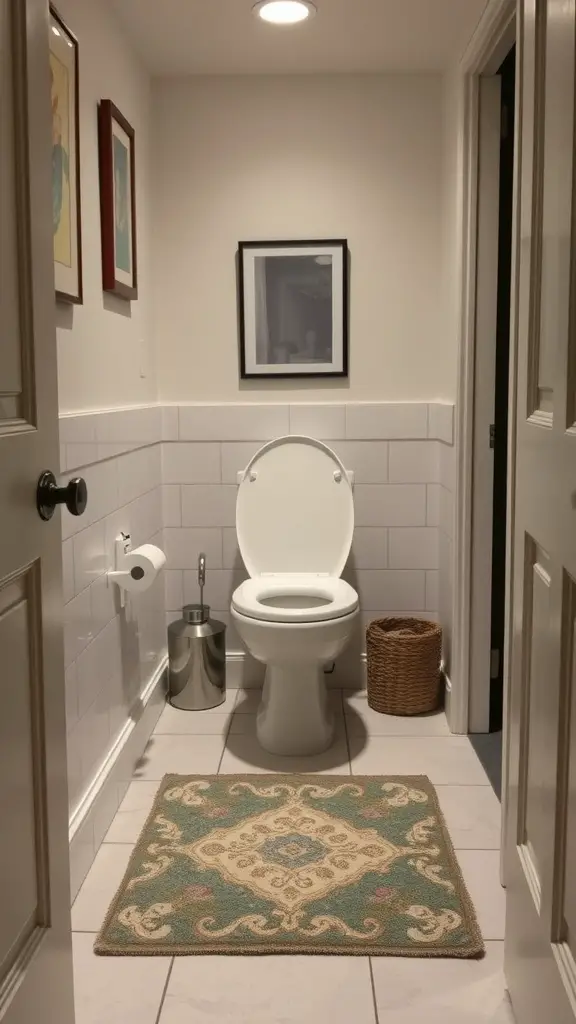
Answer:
xmin=238 ymin=239 xmax=348 ymax=379
xmin=98 ymin=99 xmax=138 ymax=300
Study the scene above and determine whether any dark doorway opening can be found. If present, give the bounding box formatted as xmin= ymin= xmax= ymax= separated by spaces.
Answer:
xmin=470 ymin=45 xmax=515 ymax=799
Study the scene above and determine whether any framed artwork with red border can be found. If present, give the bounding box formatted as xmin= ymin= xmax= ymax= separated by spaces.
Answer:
xmin=98 ymin=99 xmax=137 ymax=300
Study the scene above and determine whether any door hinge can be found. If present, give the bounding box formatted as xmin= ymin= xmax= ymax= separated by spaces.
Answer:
xmin=489 ymin=424 xmax=496 ymax=449
xmin=490 ymin=648 xmax=501 ymax=680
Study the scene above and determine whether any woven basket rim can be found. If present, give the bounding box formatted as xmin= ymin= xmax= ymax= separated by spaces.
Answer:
xmin=367 ymin=617 xmax=441 ymax=639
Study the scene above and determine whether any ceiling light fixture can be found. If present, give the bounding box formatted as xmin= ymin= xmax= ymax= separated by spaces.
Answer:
xmin=253 ymin=1 xmax=317 ymax=26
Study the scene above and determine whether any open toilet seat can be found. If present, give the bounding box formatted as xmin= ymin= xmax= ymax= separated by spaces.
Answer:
xmin=232 ymin=575 xmax=358 ymax=624
xmin=230 ymin=437 xmax=359 ymax=755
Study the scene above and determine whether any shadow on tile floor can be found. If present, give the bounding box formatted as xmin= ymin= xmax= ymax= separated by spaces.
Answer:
xmin=469 ymin=732 xmax=502 ymax=800
xmin=222 ymin=715 xmax=369 ymax=773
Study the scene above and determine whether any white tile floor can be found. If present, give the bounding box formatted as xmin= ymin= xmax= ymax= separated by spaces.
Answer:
xmin=72 ymin=690 xmax=514 ymax=1024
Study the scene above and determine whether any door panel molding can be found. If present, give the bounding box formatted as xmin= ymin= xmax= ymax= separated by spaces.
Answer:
xmin=525 ymin=0 xmax=547 ymax=421
xmin=551 ymin=574 xmax=576 ymax=965
xmin=506 ymin=1 xmax=576 ymax=1021
xmin=516 ymin=540 xmax=551 ymax=911
xmin=3 ymin=0 xmax=38 ymax=432
xmin=0 ymin=562 xmax=51 ymax=995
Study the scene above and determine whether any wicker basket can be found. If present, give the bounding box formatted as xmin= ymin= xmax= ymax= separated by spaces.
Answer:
xmin=366 ymin=617 xmax=442 ymax=716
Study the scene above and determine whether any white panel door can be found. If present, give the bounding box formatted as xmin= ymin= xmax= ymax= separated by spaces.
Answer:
xmin=506 ymin=0 xmax=576 ymax=1021
xmin=0 ymin=1 xmax=76 ymax=1022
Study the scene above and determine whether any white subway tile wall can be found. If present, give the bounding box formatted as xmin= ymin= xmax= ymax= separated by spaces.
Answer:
xmin=388 ymin=441 xmax=440 ymax=483
xmin=221 ymin=441 xmax=263 ymax=484
xmin=178 ymin=404 xmax=290 ymax=441
xmin=349 ymin=528 xmax=388 ymax=569
xmin=388 ymin=527 xmax=439 ymax=570
xmin=180 ymin=484 xmax=237 ymax=527
xmin=159 ymin=403 xmax=454 ymax=681
xmin=438 ymin=439 xmax=456 ymax=674
xmin=59 ymin=402 xmax=455 ymax=848
xmin=222 ymin=527 xmax=242 ymax=569
xmin=161 ymin=405 xmax=179 ymax=441
xmin=60 ymin=420 xmax=165 ymax=833
xmin=162 ymin=441 xmax=221 ymax=484
xmin=426 ymin=570 xmax=440 ymax=611
xmin=288 ymin=403 xmax=346 ymax=439
xmin=164 ymin=526 xmax=223 ymax=568
xmin=428 ymin=402 xmax=455 ymax=444
xmin=346 ymin=402 xmax=428 ymax=440
xmin=161 ymin=484 xmax=182 ymax=526
xmin=426 ymin=483 xmax=441 ymax=527
xmin=330 ymin=440 xmax=389 ymax=483
xmin=353 ymin=484 xmax=427 ymax=527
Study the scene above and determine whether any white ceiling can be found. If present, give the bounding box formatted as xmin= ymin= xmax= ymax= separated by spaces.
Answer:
xmin=110 ymin=0 xmax=489 ymax=77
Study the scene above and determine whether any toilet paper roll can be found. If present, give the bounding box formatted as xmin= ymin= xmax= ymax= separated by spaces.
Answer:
xmin=120 ymin=543 xmax=166 ymax=593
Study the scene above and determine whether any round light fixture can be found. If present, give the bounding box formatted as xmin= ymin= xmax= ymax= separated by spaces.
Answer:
xmin=253 ymin=1 xmax=317 ymax=25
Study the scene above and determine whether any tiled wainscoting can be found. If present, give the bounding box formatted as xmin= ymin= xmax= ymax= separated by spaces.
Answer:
xmin=438 ymin=435 xmax=455 ymax=677
xmin=59 ymin=401 xmax=455 ymax=896
xmin=161 ymin=401 xmax=455 ymax=687
xmin=60 ymin=408 xmax=167 ymax=899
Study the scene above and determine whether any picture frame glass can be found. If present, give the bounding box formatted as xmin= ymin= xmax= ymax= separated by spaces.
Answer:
xmin=111 ymin=117 xmax=134 ymax=288
xmin=240 ymin=242 xmax=347 ymax=378
xmin=50 ymin=7 xmax=81 ymax=302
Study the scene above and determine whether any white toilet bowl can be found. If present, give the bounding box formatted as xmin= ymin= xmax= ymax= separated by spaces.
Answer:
xmin=231 ymin=436 xmax=359 ymax=756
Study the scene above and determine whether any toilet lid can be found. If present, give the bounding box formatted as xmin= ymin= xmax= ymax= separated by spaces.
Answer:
xmin=236 ymin=436 xmax=354 ymax=578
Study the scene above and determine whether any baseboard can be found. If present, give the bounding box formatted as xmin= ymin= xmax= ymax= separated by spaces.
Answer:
xmin=225 ymin=651 xmax=265 ymax=689
xmin=68 ymin=655 xmax=168 ymax=902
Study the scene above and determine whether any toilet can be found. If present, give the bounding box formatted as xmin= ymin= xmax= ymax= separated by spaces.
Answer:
xmin=231 ymin=435 xmax=359 ymax=756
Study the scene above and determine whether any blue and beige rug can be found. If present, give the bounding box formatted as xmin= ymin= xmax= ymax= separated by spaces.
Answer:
xmin=95 ymin=774 xmax=484 ymax=957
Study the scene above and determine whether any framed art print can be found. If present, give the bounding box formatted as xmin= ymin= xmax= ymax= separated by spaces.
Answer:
xmin=98 ymin=99 xmax=137 ymax=300
xmin=238 ymin=239 xmax=348 ymax=378
xmin=49 ymin=5 xmax=82 ymax=303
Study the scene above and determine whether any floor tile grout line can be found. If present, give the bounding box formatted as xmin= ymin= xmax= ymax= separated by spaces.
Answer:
xmin=216 ymin=710 xmax=235 ymax=774
xmin=368 ymin=957 xmax=381 ymax=1024
xmin=154 ymin=730 xmax=232 ymax=737
xmin=101 ymin=840 xmax=141 ymax=846
xmin=154 ymin=957 xmax=175 ymax=1024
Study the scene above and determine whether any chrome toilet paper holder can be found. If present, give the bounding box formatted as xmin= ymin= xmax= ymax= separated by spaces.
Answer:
xmin=107 ymin=532 xmax=167 ymax=608
xmin=107 ymin=533 xmax=137 ymax=607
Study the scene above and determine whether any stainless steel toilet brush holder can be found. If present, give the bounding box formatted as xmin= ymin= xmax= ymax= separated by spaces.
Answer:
xmin=168 ymin=553 xmax=226 ymax=710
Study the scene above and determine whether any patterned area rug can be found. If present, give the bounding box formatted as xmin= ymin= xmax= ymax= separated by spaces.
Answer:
xmin=95 ymin=774 xmax=484 ymax=957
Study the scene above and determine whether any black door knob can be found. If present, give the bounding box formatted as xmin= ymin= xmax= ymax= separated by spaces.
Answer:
xmin=37 ymin=471 xmax=88 ymax=521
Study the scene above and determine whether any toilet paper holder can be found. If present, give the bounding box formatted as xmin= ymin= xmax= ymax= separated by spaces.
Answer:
xmin=107 ymin=532 xmax=165 ymax=607
xmin=107 ymin=533 xmax=138 ymax=607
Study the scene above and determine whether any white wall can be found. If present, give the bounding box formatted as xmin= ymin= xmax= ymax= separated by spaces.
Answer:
xmin=55 ymin=0 xmax=156 ymax=414
xmin=151 ymin=74 xmax=450 ymax=403
xmin=441 ymin=67 xmax=466 ymax=403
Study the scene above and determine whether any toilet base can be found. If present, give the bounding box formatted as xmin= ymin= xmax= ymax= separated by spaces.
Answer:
xmin=256 ymin=663 xmax=334 ymax=756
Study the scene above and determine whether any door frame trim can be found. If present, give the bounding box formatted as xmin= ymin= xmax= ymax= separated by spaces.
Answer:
xmin=468 ymin=72 xmax=503 ymax=734
xmin=452 ymin=0 xmax=521 ymax=885
xmin=451 ymin=0 xmax=518 ymax=735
